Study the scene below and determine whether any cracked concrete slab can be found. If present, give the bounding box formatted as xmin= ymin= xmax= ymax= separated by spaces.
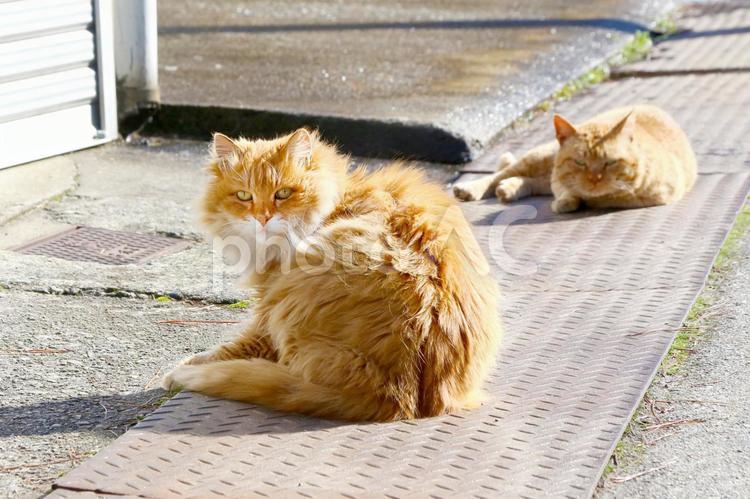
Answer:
xmin=0 ymin=157 xmax=77 ymax=226
xmin=0 ymin=140 xmax=237 ymax=304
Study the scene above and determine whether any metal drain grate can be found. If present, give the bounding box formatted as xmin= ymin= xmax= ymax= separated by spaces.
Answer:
xmin=15 ymin=226 xmax=189 ymax=265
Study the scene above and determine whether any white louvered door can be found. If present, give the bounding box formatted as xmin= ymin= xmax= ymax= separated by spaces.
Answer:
xmin=0 ymin=0 xmax=117 ymax=169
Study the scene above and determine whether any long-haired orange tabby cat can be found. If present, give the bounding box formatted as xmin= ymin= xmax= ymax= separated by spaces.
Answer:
xmin=162 ymin=129 xmax=501 ymax=421
xmin=453 ymin=105 xmax=696 ymax=212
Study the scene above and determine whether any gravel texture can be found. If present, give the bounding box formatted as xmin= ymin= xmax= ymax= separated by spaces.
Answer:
xmin=597 ymin=206 xmax=750 ymax=498
xmin=0 ymin=291 xmax=245 ymax=497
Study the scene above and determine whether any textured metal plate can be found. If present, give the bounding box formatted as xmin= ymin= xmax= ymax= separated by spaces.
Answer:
xmin=51 ymin=48 xmax=750 ymax=499
xmin=48 ymin=174 xmax=750 ymax=499
xmin=48 ymin=492 xmax=131 ymax=499
xmin=613 ymin=2 xmax=750 ymax=76
xmin=14 ymin=226 xmax=189 ymax=265
xmin=469 ymin=76 xmax=750 ymax=180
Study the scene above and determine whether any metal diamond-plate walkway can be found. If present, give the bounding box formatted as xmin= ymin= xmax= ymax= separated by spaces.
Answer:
xmin=50 ymin=5 xmax=750 ymax=498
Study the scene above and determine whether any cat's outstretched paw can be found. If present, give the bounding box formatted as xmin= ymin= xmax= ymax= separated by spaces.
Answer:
xmin=452 ymin=182 xmax=481 ymax=201
xmin=452 ymin=151 xmax=518 ymax=202
xmin=551 ymin=197 xmax=581 ymax=214
xmin=495 ymin=178 xmax=522 ymax=202
xmin=162 ymin=364 xmax=203 ymax=391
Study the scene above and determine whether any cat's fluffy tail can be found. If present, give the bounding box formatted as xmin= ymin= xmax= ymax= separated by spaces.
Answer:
xmin=163 ymin=359 xmax=400 ymax=421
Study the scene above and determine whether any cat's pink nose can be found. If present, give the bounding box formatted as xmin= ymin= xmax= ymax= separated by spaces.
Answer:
xmin=257 ymin=214 xmax=271 ymax=226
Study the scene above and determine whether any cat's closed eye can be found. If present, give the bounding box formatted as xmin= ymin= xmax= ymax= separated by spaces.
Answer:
xmin=604 ymin=160 xmax=618 ymax=167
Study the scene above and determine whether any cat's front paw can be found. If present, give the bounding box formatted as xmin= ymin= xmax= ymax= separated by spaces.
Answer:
xmin=495 ymin=178 xmax=522 ymax=202
xmin=452 ymin=182 xmax=480 ymax=201
xmin=162 ymin=364 xmax=203 ymax=391
xmin=551 ymin=197 xmax=581 ymax=214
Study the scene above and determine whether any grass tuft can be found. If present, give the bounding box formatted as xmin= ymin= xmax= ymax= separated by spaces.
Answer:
xmin=152 ymin=389 xmax=180 ymax=407
xmin=535 ymin=30 xmax=654 ymax=112
xmin=662 ymin=203 xmax=750 ymax=375
xmin=616 ymin=31 xmax=653 ymax=65
xmin=551 ymin=66 xmax=609 ymax=103
xmin=652 ymin=16 xmax=678 ymax=37
xmin=714 ymin=205 xmax=750 ymax=272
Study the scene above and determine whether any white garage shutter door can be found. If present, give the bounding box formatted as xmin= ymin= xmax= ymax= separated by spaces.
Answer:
xmin=0 ymin=0 xmax=117 ymax=169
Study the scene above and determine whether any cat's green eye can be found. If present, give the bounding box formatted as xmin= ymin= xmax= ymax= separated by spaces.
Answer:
xmin=604 ymin=160 xmax=618 ymax=167
xmin=574 ymin=159 xmax=587 ymax=167
xmin=275 ymin=187 xmax=293 ymax=200
xmin=236 ymin=191 xmax=252 ymax=201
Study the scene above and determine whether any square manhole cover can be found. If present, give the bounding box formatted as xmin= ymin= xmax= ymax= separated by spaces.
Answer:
xmin=14 ymin=226 xmax=190 ymax=265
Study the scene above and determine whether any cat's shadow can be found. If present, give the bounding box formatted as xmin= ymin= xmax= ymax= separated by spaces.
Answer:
xmin=140 ymin=391 xmax=377 ymax=437
xmin=0 ymin=390 xmax=174 ymax=438
xmin=466 ymin=196 xmax=614 ymax=227
xmin=0 ymin=390 xmax=354 ymax=439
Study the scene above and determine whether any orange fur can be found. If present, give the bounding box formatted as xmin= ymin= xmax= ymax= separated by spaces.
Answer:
xmin=453 ymin=105 xmax=697 ymax=213
xmin=163 ymin=129 xmax=501 ymax=421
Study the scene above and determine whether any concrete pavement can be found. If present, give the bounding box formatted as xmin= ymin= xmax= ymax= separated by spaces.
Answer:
xmin=0 ymin=157 xmax=75 ymax=226
xmin=152 ymin=0 xmax=681 ymax=162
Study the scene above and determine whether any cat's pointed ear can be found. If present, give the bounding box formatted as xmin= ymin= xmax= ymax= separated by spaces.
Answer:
xmin=285 ymin=128 xmax=313 ymax=168
xmin=610 ymin=110 xmax=636 ymax=140
xmin=212 ymin=132 xmax=240 ymax=161
xmin=553 ymin=114 xmax=577 ymax=144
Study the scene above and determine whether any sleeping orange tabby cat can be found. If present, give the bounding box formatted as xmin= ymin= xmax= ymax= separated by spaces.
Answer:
xmin=162 ymin=129 xmax=501 ymax=421
xmin=453 ymin=105 xmax=696 ymax=213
